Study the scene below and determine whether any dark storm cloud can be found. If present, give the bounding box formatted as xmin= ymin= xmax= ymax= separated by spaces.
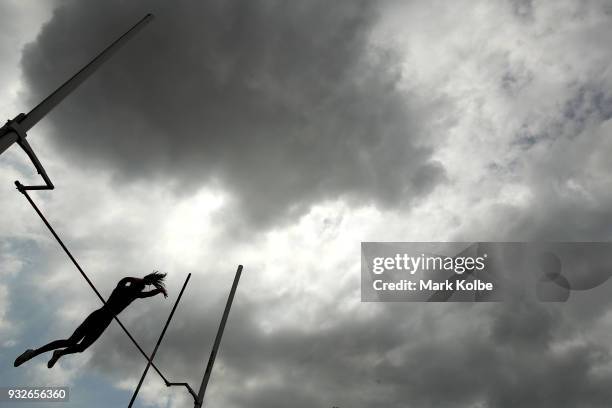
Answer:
xmin=20 ymin=0 xmax=445 ymax=228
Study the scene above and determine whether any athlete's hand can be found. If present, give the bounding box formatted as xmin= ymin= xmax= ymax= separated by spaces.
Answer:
xmin=160 ymin=287 xmax=168 ymax=298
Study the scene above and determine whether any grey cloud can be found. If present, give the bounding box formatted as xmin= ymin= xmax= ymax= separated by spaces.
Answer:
xmin=475 ymin=86 xmax=612 ymax=243
xmin=509 ymin=0 xmax=534 ymax=20
xmin=0 ymin=2 xmax=51 ymax=105
xmin=20 ymin=0 xmax=445 ymax=229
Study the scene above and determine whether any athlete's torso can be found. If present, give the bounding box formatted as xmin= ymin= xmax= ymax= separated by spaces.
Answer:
xmin=104 ymin=279 xmax=142 ymax=315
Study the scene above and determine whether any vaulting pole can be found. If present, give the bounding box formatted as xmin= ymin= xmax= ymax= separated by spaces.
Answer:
xmin=194 ymin=265 xmax=243 ymax=408
xmin=128 ymin=273 xmax=192 ymax=408
xmin=0 ymin=13 xmax=154 ymax=156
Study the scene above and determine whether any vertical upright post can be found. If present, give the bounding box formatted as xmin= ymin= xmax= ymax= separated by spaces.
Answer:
xmin=128 ymin=273 xmax=192 ymax=408
xmin=194 ymin=265 xmax=243 ymax=408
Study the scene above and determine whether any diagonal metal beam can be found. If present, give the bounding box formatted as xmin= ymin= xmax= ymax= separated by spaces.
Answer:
xmin=0 ymin=13 xmax=154 ymax=156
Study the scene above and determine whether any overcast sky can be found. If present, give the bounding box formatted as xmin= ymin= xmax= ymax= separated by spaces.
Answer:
xmin=2 ymin=0 xmax=612 ymax=407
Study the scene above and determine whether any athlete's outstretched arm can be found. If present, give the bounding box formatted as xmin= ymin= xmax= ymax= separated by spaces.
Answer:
xmin=138 ymin=288 xmax=167 ymax=298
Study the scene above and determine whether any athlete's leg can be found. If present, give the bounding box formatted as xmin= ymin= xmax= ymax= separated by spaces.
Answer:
xmin=48 ymin=312 xmax=112 ymax=368
xmin=14 ymin=311 xmax=95 ymax=367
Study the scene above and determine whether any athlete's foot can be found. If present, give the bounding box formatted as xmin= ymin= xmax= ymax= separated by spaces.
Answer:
xmin=14 ymin=349 xmax=35 ymax=367
xmin=47 ymin=350 xmax=62 ymax=369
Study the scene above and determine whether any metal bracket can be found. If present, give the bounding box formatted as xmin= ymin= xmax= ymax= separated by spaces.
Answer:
xmin=166 ymin=382 xmax=199 ymax=404
xmin=5 ymin=114 xmax=55 ymax=192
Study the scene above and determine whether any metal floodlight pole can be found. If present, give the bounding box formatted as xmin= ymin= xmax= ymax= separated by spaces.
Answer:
xmin=195 ymin=265 xmax=243 ymax=408
xmin=0 ymin=13 xmax=154 ymax=183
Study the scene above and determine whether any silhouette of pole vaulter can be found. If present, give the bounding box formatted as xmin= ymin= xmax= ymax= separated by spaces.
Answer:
xmin=14 ymin=272 xmax=168 ymax=369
